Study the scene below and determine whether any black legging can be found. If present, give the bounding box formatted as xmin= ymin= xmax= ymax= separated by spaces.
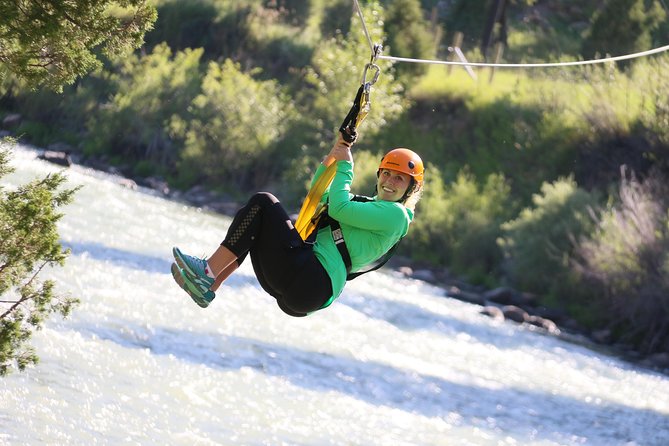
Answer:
xmin=221 ymin=192 xmax=332 ymax=317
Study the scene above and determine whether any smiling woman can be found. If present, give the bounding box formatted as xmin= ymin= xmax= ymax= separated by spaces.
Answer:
xmin=170 ymin=132 xmax=425 ymax=317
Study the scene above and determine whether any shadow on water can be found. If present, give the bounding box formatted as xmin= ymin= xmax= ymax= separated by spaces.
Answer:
xmin=63 ymin=240 xmax=172 ymax=275
xmin=70 ymin=318 xmax=669 ymax=445
xmin=62 ymin=240 xmax=259 ymax=289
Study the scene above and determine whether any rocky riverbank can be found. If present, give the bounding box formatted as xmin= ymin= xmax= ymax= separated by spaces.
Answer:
xmin=16 ymin=141 xmax=669 ymax=376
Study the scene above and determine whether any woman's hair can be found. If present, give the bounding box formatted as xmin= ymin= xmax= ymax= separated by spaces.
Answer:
xmin=403 ymin=182 xmax=423 ymax=212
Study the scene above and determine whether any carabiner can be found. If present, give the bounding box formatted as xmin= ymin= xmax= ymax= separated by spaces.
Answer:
xmin=361 ymin=63 xmax=380 ymax=86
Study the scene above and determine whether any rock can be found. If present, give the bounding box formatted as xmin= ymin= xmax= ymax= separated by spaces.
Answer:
xmin=480 ymin=305 xmax=504 ymax=321
xmin=645 ymin=352 xmax=669 ymax=369
xmin=483 ymin=287 xmax=516 ymax=304
xmin=502 ymin=305 xmax=529 ymax=323
xmin=38 ymin=150 xmax=72 ymax=167
xmin=47 ymin=142 xmax=74 ymax=152
xmin=484 ymin=287 xmax=537 ymax=307
xmin=591 ymin=329 xmax=612 ymax=345
xmin=397 ymin=266 xmax=413 ymax=277
xmin=528 ymin=315 xmax=560 ymax=334
xmin=143 ymin=176 xmax=170 ymax=195
xmin=532 ymin=306 xmax=570 ymax=324
xmin=447 ymin=286 xmax=486 ymax=305
xmin=2 ymin=113 xmax=21 ymax=128
xmin=412 ymin=268 xmax=436 ymax=283
xmin=116 ymin=178 xmax=138 ymax=190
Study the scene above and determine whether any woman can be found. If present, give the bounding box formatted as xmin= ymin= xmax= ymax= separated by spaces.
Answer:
xmin=171 ymin=134 xmax=424 ymax=316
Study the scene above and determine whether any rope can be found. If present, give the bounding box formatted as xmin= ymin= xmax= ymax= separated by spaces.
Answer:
xmin=351 ymin=0 xmax=669 ymax=69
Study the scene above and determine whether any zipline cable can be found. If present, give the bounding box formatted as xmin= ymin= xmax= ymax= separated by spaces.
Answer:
xmin=378 ymin=45 xmax=669 ymax=68
xmin=352 ymin=0 xmax=669 ymax=69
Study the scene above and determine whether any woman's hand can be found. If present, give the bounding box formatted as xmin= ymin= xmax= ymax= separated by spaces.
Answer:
xmin=325 ymin=133 xmax=353 ymax=164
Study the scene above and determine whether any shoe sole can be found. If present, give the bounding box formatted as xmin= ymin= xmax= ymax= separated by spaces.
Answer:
xmin=171 ymin=263 xmax=210 ymax=308
xmin=172 ymin=247 xmax=214 ymax=292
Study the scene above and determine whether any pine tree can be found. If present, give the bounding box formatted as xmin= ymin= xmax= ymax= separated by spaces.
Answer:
xmin=0 ymin=0 xmax=156 ymax=91
xmin=0 ymin=144 xmax=80 ymax=376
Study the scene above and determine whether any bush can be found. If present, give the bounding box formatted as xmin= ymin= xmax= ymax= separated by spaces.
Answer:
xmin=85 ymin=44 xmax=204 ymax=175
xmin=499 ymin=176 xmax=600 ymax=304
xmin=384 ymin=0 xmax=435 ymax=80
xmin=0 ymin=144 xmax=80 ymax=375
xmin=407 ymin=167 xmax=514 ymax=285
xmin=581 ymin=0 xmax=666 ymax=61
xmin=172 ymin=59 xmax=297 ymax=191
xmin=574 ymin=169 xmax=669 ymax=353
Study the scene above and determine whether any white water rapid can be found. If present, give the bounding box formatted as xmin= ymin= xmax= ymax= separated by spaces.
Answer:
xmin=1 ymin=145 xmax=668 ymax=446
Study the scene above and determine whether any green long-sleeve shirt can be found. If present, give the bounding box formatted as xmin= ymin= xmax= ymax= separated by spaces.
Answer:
xmin=311 ymin=160 xmax=414 ymax=309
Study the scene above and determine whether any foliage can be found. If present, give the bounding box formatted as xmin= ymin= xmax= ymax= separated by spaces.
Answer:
xmin=406 ymin=167 xmax=515 ymax=285
xmin=636 ymin=54 xmax=669 ymax=150
xmin=0 ymin=0 xmax=156 ymax=91
xmin=0 ymin=144 xmax=80 ymax=375
xmin=171 ymin=59 xmax=297 ymax=191
xmin=582 ymin=0 xmax=666 ymax=61
xmin=574 ymin=169 xmax=669 ymax=353
xmin=384 ymin=0 xmax=435 ymax=79
xmin=85 ymin=44 xmax=203 ymax=176
xmin=302 ymin=1 xmax=404 ymax=148
xmin=498 ymin=177 xmax=600 ymax=304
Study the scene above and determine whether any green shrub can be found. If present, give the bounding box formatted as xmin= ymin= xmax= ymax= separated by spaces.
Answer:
xmin=85 ymin=44 xmax=203 ymax=171
xmin=636 ymin=54 xmax=669 ymax=149
xmin=574 ymin=169 xmax=669 ymax=353
xmin=407 ymin=167 xmax=514 ymax=285
xmin=384 ymin=0 xmax=435 ymax=80
xmin=499 ymin=176 xmax=600 ymax=303
xmin=173 ymin=59 xmax=297 ymax=191
xmin=581 ymin=0 xmax=666 ymax=61
xmin=301 ymin=0 xmax=404 ymax=152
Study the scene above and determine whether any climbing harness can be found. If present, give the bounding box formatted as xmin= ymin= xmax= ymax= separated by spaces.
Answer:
xmin=309 ymin=195 xmax=402 ymax=281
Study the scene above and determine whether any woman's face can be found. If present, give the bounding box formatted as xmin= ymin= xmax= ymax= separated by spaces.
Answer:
xmin=377 ymin=169 xmax=412 ymax=202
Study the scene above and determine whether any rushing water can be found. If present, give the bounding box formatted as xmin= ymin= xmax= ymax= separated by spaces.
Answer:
xmin=1 ymin=144 xmax=668 ymax=446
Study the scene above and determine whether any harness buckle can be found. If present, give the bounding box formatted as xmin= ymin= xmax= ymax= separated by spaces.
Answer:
xmin=332 ymin=228 xmax=344 ymax=243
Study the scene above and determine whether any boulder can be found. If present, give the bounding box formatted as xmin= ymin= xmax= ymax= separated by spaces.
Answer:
xmin=484 ymin=287 xmax=537 ymax=307
xmin=447 ymin=286 xmax=486 ymax=305
xmin=591 ymin=329 xmax=613 ymax=345
xmin=528 ymin=315 xmax=560 ymax=334
xmin=142 ymin=176 xmax=170 ymax=195
xmin=116 ymin=178 xmax=138 ymax=190
xmin=38 ymin=150 xmax=72 ymax=167
xmin=480 ymin=305 xmax=504 ymax=321
xmin=483 ymin=286 xmax=516 ymax=304
xmin=2 ymin=113 xmax=21 ymax=128
xmin=502 ymin=305 xmax=529 ymax=323
xmin=645 ymin=352 xmax=669 ymax=369
xmin=412 ymin=268 xmax=436 ymax=283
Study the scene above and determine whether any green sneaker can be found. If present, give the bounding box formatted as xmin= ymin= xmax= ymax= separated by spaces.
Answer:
xmin=172 ymin=247 xmax=215 ymax=294
xmin=171 ymin=263 xmax=215 ymax=308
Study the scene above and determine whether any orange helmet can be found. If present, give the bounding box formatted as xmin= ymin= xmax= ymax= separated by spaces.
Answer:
xmin=378 ymin=148 xmax=424 ymax=187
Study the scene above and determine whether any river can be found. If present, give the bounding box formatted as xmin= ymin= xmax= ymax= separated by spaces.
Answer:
xmin=1 ymin=144 xmax=668 ymax=446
